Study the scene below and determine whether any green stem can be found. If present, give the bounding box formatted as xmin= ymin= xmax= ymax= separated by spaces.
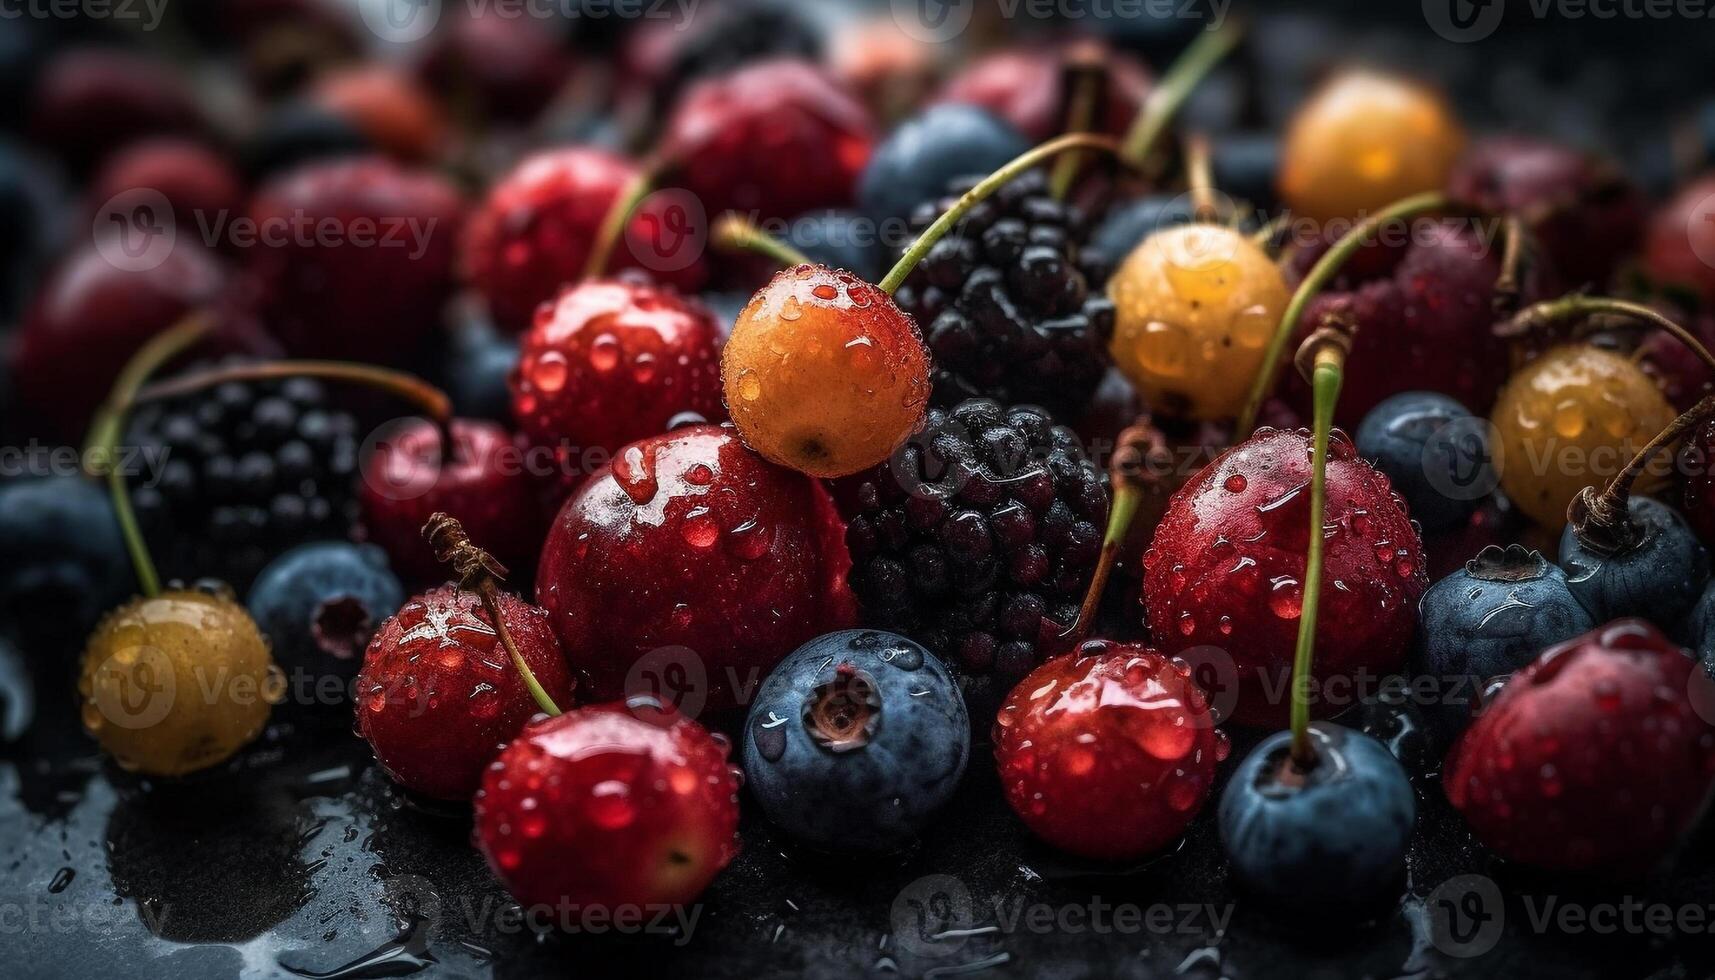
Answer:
xmin=1048 ymin=45 xmax=1108 ymax=201
xmin=1119 ymin=19 xmax=1245 ymax=169
xmin=582 ymin=157 xmax=662 ymax=282
xmin=1234 ymin=191 xmax=1449 ymax=439
xmin=1059 ymin=483 xmax=1140 ymax=644
xmin=879 ymin=133 xmax=1121 ymax=295
xmin=83 ymin=314 xmax=215 ymax=597
xmin=712 ymin=214 xmax=814 ymax=269
xmin=1501 ymin=295 xmax=1715 ymax=376
xmin=482 ymin=583 xmax=562 ymax=717
xmin=1185 ymin=133 xmax=1217 ymax=222
xmin=1289 ymin=347 xmax=1343 ymax=768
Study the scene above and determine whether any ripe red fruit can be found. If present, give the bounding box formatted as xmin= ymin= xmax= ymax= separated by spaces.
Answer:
xmin=355 ymin=584 xmax=576 ymax=800
xmin=536 ymin=424 xmax=851 ymax=712
xmin=660 ymin=59 xmax=874 ymax=221
xmin=460 ymin=147 xmax=708 ymax=333
xmin=994 ymin=641 xmax=1225 ymax=860
xmin=310 ymin=65 xmax=446 ymax=164
xmin=29 ymin=48 xmax=202 ymax=170
xmin=85 ymin=138 xmax=245 ymax=243
xmin=932 ymin=46 xmax=1151 ymax=142
xmin=245 ymin=157 xmax=463 ymax=361
xmin=1444 ymin=619 xmax=1715 ymax=873
xmin=358 ymin=419 xmax=547 ymax=585
xmin=511 ymin=280 xmax=725 ymax=487
xmin=1447 ymin=136 xmax=1645 ymax=289
xmin=474 ymin=701 xmax=741 ymax=911
xmin=418 ymin=9 xmax=571 ymax=123
xmin=1644 ymin=174 xmax=1715 ymax=306
xmin=10 ymin=241 xmax=270 ymax=438
xmin=1143 ymin=427 xmax=1427 ymax=727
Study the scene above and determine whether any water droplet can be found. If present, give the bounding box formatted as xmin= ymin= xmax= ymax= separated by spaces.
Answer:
xmin=736 ymin=370 xmax=763 ymax=402
xmin=1268 ymin=577 xmax=1302 ymax=619
xmin=681 ymin=511 xmax=719 ymax=549
xmin=1223 ymin=474 xmax=1247 ymax=493
xmin=532 ymin=351 xmax=569 ymax=393
xmin=590 ymin=333 xmax=622 ymax=372
xmin=588 ymin=780 xmax=635 ymax=829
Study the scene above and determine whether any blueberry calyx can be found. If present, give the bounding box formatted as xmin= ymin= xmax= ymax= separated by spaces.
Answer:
xmin=311 ymin=595 xmax=372 ymax=660
xmin=1463 ymin=543 xmax=1550 ymax=582
xmin=802 ymin=665 xmax=880 ymax=753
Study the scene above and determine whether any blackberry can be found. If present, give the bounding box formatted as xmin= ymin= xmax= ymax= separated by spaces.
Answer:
xmin=843 ymin=399 xmax=1108 ymax=685
xmin=892 ymin=169 xmax=1116 ymax=419
xmin=125 ymin=367 xmax=361 ymax=590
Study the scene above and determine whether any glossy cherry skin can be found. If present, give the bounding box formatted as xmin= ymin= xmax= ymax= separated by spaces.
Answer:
xmin=85 ymin=138 xmax=245 ymax=244
xmin=723 ymin=264 xmax=930 ymax=478
xmin=357 ymin=418 xmax=547 ymax=586
xmin=459 ymin=147 xmax=708 ymax=332
xmin=1444 ymin=619 xmax=1715 ymax=874
xmin=993 ymin=641 xmax=1224 ymax=860
xmin=418 ymin=9 xmax=571 ymax=124
xmin=245 ymin=157 xmax=464 ymax=362
xmin=1143 ymin=427 xmax=1428 ymax=727
xmin=1643 ymin=174 xmax=1715 ymax=306
xmin=309 ymin=65 xmax=446 ymax=164
xmin=660 ymin=59 xmax=874 ymax=222
xmin=1447 ymin=136 xmax=1644 ymax=289
xmin=28 ymin=48 xmax=202 ymax=170
xmin=511 ymin=280 xmax=725 ymax=482
xmin=536 ymin=424 xmax=851 ymax=712
xmin=932 ymin=45 xmax=1150 ymax=141
xmin=474 ymin=701 xmax=741 ymax=912
xmin=355 ymin=585 xmax=576 ymax=801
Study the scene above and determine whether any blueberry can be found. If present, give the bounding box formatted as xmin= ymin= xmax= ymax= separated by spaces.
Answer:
xmin=1355 ymin=392 xmax=1493 ymax=532
xmin=858 ymin=105 xmax=1028 ymax=224
xmin=1559 ymin=496 xmax=1710 ymax=623
xmin=247 ymin=542 xmax=404 ymax=697
xmin=783 ymin=209 xmax=883 ymax=283
xmin=443 ymin=319 xmax=519 ymax=424
xmin=1218 ymin=724 xmax=1415 ymax=913
xmin=0 ymin=139 xmax=64 ymax=320
xmin=0 ymin=637 xmax=33 ymax=742
xmin=1210 ymin=131 xmax=1280 ymax=212
xmin=741 ymin=630 xmax=969 ymax=853
xmin=0 ymin=476 xmax=132 ymax=654
xmin=1082 ymin=194 xmax=1196 ymax=274
xmin=1677 ymin=577 xmax=1715 ymax=670
xmin=1413 ymin=544 xmax=1593 ymax=741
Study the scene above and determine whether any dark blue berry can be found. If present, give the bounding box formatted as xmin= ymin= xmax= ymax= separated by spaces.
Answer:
xmin=1218 ymin=724 xmax=1415 ymax=913
xmin=858 ymin=105 xmax=1028 ymax=224
xmin=0 ymin=139 xmax=64 ymax=321
xmin=1355 ymin=391 xmax=1493 ymax=532
xmin=1081 ymin=194 xmax=1197 ymax=280
xmin=1559 ymin=496 xmax=1710 ymax=623
xmin=1678 ymin=580 xmax=1715 ymax=682
xmin=443 ymin=319 xmax=519 ymax=424
xmin=241 ymin=102 xmax=371 ymax=181
xmin=0 ymin=637 xmax=33 ymax=742
xmin=1413 ymin=544 xmax=1593 ymax=741
xmin=783 ymin=209 xmax=883 ymax=283
xmin=0 ymin=476 xmax=131 ymax=653
xmin=1211 ymin=131 xmax=1281 ymax=212
xmin=247 ymin=541 xmax=404 ymax=695
xmin=741 ymin=630 xmax=969 ymax=853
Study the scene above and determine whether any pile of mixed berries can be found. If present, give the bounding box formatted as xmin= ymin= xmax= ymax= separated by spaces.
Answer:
xmin=7 ymin=2 xmax=1715 ymax=965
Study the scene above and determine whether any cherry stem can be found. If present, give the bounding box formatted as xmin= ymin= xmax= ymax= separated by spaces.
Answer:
xmin=1493 ymin=214 xmax=1524 ymax=313
xmin=1235 ymin=190 xmax=1450 ymax=440
xmin=1250 ymin=214 xmax=1288 ymax=253
xmin=1048 ymin=43 xmax=1108 ymax=201
xmin=1119 ymin=19 xmax=1245 ymax=170
xmin=712 ymin=214 xmax=813 ymax=269
xmin=879 ymin=133 xmax=1122 ymax=295
xmin=1571 ymin=392 xmax=1715 ymax=556
xmin=1060 ymin=416 xmax=1164 ymax=643
xmin=1185 ymin=133 xmax=1217 ymax=222
xmin=82 ymin=313 xmax=215 ymax=598
xmin=1499 ymin=295 xmax=1715 ymax=376
xmin=423 ymin=513 xmax=563 ymax=717
xmin=582 ymin=154 xmax=663 ymax=282
xmin=1288 ymin=333 xmax=1348 ymax=769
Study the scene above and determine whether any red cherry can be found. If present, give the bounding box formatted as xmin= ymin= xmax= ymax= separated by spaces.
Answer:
xmin=659 ymin=59 xmax=874 ymax=221
xmin=11 ymin=241 xmax=272 ymax=438
xmin=84 ymin=138 xmax=245 ymax=244
xmin=473 ymin=701 xmax=740 ymax=911
xmin=1447 ymin=136 xmax=1645 ymax=289
xmin=511 ymin=280 xmax=725 ymax=488
xmin=29 ymin=48 xmax=202 ymax=170
xmin=245 ymin=157 xmax=463 ymax=361
xmin=1444 ymin=619 xmax=1715 ymax=874
xmin=310 ymin=64 xmax=446 ymax=164
xmin=1644 ymin=174 xmax=1715 ymax=307
xmin=358 ymin=419 xmax=547 ymax=586
xmin=536 ymin=424 xmax=851 ymax=712
xmin=932 ymin=45 xmax=1151 ymax=142
xmin=418 ymin=9 xmax=571 ymax=123
xmin=355 ymin=584 xmax=576 ymax=800
xmin=460 ymin=147 xmax=708 ymax=333
xmin=994 ymin=641 xmax=1224 ymax=860
xmin=1143 ymin=427 xmax=1427 ymax=727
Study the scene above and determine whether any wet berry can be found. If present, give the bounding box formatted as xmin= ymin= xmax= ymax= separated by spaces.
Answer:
xmin=0 ymin=477 xmax=131 ymax=654
xmin=1559 ymin=497 xmax=1710 ymax=624
xmin=247 ymin=541 xmax=404 ymax=696
xmin=931 ymin=45 xmax=1150 ymax=142
xmin=994 ymin=642 xmax=1223 ymax=860
xmin=1355 ymin=391 xmax=1493 ymax=533
xmin=857 ymin=104 xmax=1028 ymax=223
